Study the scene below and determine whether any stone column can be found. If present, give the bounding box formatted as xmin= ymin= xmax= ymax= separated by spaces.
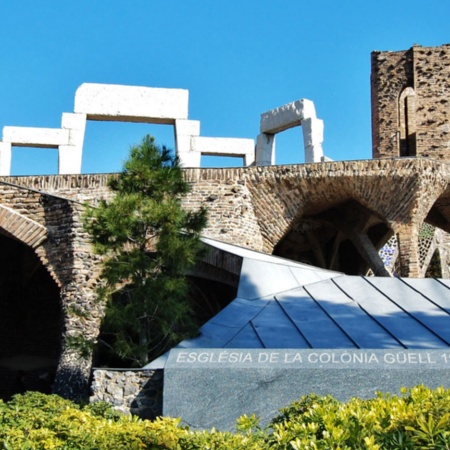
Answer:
xmin=59 ymin=113 xmax=87 ymax=174
xmin=396 ymin=225 xmax=421 ymax=277
xmin=0 ymin=142 xmax=12 ymax=175
xmin=51 ymin=204 xmax=105 ymax=401
xmin=350 ymin=232 xmax=391 ymax=277
xmin=255 ymin=133 xmax=275 ymax=166
xmin=302 ymin=117 xmax=324 ymax=163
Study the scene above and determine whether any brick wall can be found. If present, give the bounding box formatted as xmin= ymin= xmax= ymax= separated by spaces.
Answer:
xmin=372 ymin=44 xmax=450 ymax=160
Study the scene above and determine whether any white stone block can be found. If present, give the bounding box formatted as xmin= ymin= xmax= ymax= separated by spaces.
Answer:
xmin=59 ymin=145 xmax=82 ymax=174
xmin=191 ymin=136 xmax=255 ymax=166
xmin=255 ymin=133 xmax=275 ymax=166
xmin=177 ymin=147 xmax=202 ymax=167
xmin=62 ymin=113 xmax=87 ymax=147
xmin=74 ymin=83 xmax=189 ymax=123
xmin=302 ymin=117 xmax=324 ymax=163
xmin=0 ymin=142 xmax=12 ymax=175
xmin=175 ymin=119 xmax=200 ymax=137
xmin=175 ymin=120 xmax=201 ymax=167
xmin=61 ymin=112 xmax=87 ymax=131
xmin=3 ymin=126 xmax=69 ymax=148
xmin=260 ymin=99 xmax=317 ymax=134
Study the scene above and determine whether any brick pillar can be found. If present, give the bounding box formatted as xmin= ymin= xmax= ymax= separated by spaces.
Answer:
xmin=396 ymin=225 xmax=420 ymax=277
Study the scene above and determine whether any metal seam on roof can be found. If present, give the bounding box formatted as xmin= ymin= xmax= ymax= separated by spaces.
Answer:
xmin=274 ymin=296 xmax=313 ymax=348
xmin=332 ymin=277 xmax=410 ymax=348
xmin=363 ymin=277 xmax=450 ymax=347
xmin=302 ymin=285 xmax=360 ymax=349
xmin=307 ymin=278 xmax=404 ymax=349
xmin=222 ymin=301 xmax=272 ymax=347
xmin=399 ymin=278 xmax=450 ymax=314
xmin=249 ymin=321 xmax=265 ymax=348
xmin=330 ymin=277 xmax=355 ymax=300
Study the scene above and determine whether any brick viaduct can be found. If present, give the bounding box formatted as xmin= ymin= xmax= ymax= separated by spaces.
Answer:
xmin=0 ymin=156 xmax=450 ymax=397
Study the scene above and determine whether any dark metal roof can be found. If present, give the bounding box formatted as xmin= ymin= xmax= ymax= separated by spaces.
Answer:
xmin=144 ymin=239 xmax=450 ymax=368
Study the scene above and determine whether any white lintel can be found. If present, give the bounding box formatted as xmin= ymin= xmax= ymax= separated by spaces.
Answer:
xmin=74 ymin=83 xmax=189 ymax=124
xmin=2 ymin=126 xmax=70 ymax=148
xmin=260 ymin=99 xmax=317 ymax=134
xmin=191 ymin=136 xmax=255 ymax=166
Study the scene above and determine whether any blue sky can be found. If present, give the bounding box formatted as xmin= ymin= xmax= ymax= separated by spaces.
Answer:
xmin=0 ymin=1 xmax=449 ymax=175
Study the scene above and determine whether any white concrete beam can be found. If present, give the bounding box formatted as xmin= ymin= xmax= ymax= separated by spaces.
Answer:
xmin=58 ymin=113 xmax=86 ymax=174
xmin=255 ymin=133 xmax=275 ymax=166
xmin=260 ymin=99 xmax=316 ymax=134
xmin=302 ymin=117 xmax=324 ymax=163
xmin=62 ymin=112 xmax=86 ymax=145
xmin=0 ymin=142 xmax=12 ymax=176
xmin=3 ymin=126 xmax=69 ymax=148
xmin=74 ymin=83 xmax=189 ymax=124
xmin=175 ymin=119 xmax=201 ymax=167
xmin=192 ymin=136 xmax=255 ymax=166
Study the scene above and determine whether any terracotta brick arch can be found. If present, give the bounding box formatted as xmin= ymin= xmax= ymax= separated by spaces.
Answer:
xmin=0 ymin=204 xmax=48 ymax=248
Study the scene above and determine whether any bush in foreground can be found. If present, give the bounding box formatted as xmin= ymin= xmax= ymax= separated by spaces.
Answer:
xmin=1 ymin=386 xmax=449 ymax=449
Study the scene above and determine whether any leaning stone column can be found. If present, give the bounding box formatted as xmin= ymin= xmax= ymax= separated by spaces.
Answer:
xmin=350 ymin=232 xmax=391 ymax=277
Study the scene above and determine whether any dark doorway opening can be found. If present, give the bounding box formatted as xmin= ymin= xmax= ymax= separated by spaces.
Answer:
xmin=0 ymin=234 xmax=61 ymax=400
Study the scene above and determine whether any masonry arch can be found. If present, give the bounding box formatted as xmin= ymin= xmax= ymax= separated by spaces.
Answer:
xmin=0 ymin=206 xmax=61 ymax=400
xmin=416 ymin=185 xmax=450 ymax=277
xmin=273 ymin=199 xmax=392 ymax=276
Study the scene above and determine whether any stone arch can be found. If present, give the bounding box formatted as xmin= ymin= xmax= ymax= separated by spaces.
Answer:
xmin=0 ymin=204 xmax=60 ymax=286
xmin=0 ymin=209 xmax=61 ymax=400
xmin=0 ymin=204 xmax=47 ymax=248
xmin=273 ymin=199 xmax=392 ymax=276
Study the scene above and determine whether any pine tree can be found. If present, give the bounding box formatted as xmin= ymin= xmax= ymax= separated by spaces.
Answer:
xmin=84 ymin=135 xmax=207 ymax=366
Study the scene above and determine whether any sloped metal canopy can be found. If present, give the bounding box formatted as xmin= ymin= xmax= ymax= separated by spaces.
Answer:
xmin=144 ymin=238 xmax=450 ymax=368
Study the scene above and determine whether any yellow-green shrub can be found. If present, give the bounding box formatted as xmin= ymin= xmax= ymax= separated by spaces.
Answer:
xmin=265 ymin=385 xmax=450 ymax=449
xmin=1 ymin=386 xmax=450 ymax=449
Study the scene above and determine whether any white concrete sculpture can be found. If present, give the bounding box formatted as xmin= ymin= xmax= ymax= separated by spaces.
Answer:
xmin=0 ymin=83 xmax=258 ymax=174
xmin=74 ymin=84 xmax=189 ymax=123
xmin=0 ymin=84 xmax=326 ymax=175
xmin=193 ymin=137 xmax=255 ymax=166
xmin=0 ymin=113 xmax=86 ymax=175
xmin=256 ymin=99 xmax=324 ymax=165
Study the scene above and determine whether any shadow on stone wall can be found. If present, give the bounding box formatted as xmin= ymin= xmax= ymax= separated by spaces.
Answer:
xmin=90 ymin=369 xmax=163 ymax=419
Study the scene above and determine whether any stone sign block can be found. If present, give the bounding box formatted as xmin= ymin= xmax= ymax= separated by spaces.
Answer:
xmin=163 ymin=348 xmax=450 ymax=431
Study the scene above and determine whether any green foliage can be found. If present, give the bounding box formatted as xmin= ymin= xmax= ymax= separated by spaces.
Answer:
xmin=266 ymin=385 xmax=450 ymax=449
xmin=2 ymin=387 xmax=450 ymax=449
xmin=84 ymin=135 xmax=207 ymax=366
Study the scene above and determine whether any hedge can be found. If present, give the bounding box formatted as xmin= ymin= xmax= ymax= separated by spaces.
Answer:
xmin=0 ymin=385 xmax=449 ymax=449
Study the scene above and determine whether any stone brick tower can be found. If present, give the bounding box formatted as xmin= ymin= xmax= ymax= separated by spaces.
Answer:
xmin=371 ymin=44 xmax=450 ymax=160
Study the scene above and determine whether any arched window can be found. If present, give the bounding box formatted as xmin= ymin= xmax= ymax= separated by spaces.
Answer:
xmin=398 ymin=87 xmax=417 ymax=157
